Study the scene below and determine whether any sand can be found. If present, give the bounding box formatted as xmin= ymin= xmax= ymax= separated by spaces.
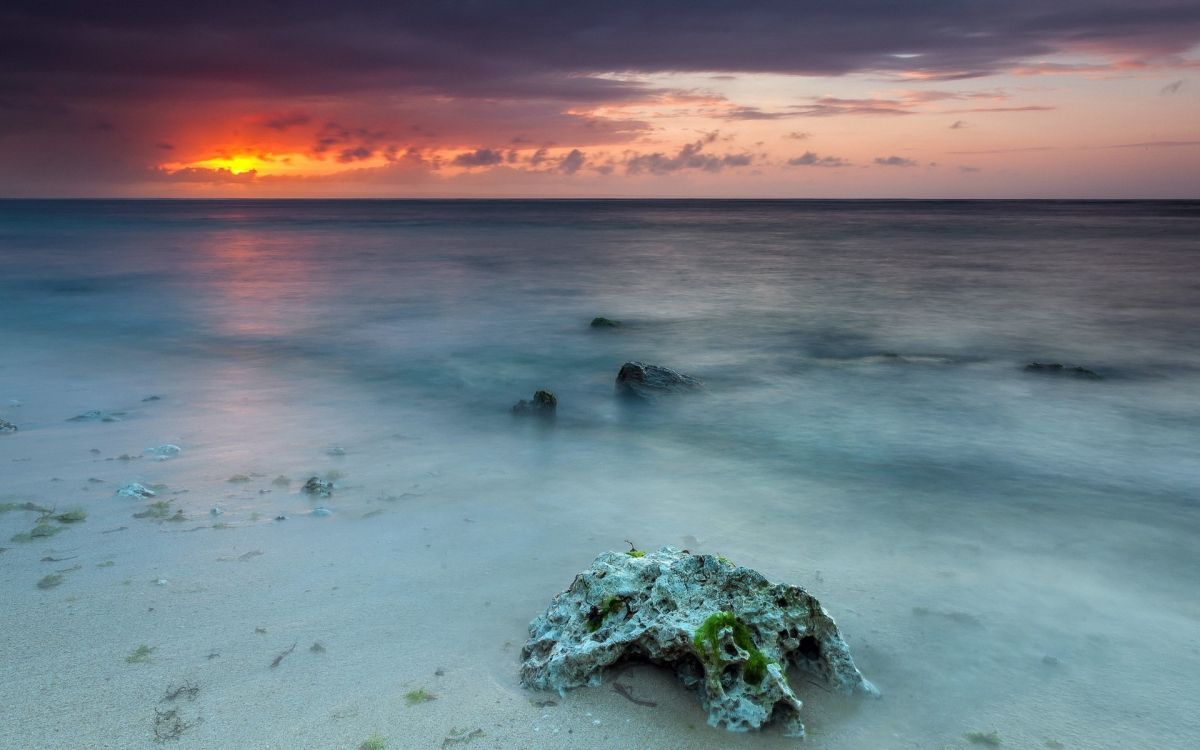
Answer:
xmin=2 ymin=329 xmax=1198 ymax=750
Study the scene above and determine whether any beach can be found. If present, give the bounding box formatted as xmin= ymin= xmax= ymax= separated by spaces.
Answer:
xmin=2 ymin=200 xmax=1199 ymax=749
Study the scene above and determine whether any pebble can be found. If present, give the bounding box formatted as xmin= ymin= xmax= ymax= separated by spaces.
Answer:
xmin=146 ymin=444 xmax=182 ymax=460
xmin=116 ymin=482 xmax=156 ymax=499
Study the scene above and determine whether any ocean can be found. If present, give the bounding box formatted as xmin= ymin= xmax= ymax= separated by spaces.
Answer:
xmin=1 ymin=199 xmax=1198 ymax=749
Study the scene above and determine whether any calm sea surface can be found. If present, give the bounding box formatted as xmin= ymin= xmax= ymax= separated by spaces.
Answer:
xmin=1 ymin=200 xmax=1198 ymax=749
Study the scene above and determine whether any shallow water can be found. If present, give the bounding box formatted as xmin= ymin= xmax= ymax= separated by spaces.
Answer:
xmin=1 ymin=200 xmax=1198 ymax=749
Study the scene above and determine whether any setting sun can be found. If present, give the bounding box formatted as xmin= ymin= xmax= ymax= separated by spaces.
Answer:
xmin=162 ymin=149 xmax=395 ymax=180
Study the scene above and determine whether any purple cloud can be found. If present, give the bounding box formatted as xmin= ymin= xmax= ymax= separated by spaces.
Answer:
xmin=453 ymin=148 xmax=506 ymax=167
xmin=787 ymin=151 xmax=849 ymax=167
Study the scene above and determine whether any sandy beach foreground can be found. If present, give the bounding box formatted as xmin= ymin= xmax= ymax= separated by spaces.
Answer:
xmin=3 ymin=333 xmax=1197 ymax=750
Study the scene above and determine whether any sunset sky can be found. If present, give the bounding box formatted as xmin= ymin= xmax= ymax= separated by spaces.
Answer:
xmin=3 ymin=1 xmax=1198 ymax=198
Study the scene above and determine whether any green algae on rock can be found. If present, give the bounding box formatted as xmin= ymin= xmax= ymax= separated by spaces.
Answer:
xmin=520 ymin=547 xmax=877 ymax=738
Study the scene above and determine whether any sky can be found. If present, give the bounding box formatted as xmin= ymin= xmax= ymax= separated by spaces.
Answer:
xmin=2 ymin=1 xmax=1198 ymax=198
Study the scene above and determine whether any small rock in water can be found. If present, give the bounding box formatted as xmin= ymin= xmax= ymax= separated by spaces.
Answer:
xmin=154 ymin=578 xmax=168 ymax=586
xmin=1024 ymin=362 xmax=1102 ymax=379
xmin=210 ymin=506 xmax=224 ymax=516
xmin=116 ymin=482 xmax=156 ymax=499
xmin=327 ymin=446 xmax=347 ymax=456
xmin=311 ymin=507 xmax=333 ymax=517
xmin=142 ymin=395 xmax=162 ymax=402
xmin=145 ymin=444 xmax=182 ymax=460
xmin=68 ymin=409 xmax=125 ymax=422
xmin=274 ymin=515 xmax=287 ymax=521
xmin=521 ymin=547 xmax=877 ymax=738
xmin=1042 ymin=655 xmax=1060 ymax=666
xmin=0 ymin=418 xmax=17 ymax=434
xmin=615 ymin=361 xmax=701 ymax=400
xmin=512 ymin=390 xmax=557 ymax=417
xmin=590 ymin=316 xmax=622 ymax=328
xmin=303 ymin=477 xmax=333 ymax=497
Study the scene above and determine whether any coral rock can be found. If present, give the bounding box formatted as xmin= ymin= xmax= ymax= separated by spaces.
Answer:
xmin=303 ymin=477 xmax=333 ymax=498
xmin=145 ymin=444 xmax=181 ymax=460
xmin=116 ymin=482 xmax=156 ymax=499
xmin=520 ymin=547 xmax=877 ymax=738
xmin=615 ymin=361 xmax=701 ymax=399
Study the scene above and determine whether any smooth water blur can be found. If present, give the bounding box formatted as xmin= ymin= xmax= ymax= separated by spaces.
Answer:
xmin=1 ymin=200 xmax=1198 ymax=749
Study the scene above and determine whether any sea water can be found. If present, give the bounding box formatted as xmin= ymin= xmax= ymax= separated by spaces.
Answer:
xmin=1 ymin=200 xmax=1197 ymax=749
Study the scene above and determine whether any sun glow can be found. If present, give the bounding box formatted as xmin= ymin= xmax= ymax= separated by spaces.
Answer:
xmin=161 ymin=150 xmax=393 ymax=179
xmin=196 ymin=155 xmax=263 ymax=175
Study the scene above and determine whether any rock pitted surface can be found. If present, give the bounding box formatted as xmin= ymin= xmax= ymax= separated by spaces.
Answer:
xmin=520 ymin=547 xmax=877 ymax=738
xmin=512 ymin=390 xmax=557 ymax=416
xmin=615 ymin=361 xmax=701 ymax=399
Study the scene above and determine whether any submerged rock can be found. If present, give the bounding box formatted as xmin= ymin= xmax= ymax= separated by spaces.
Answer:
xmin=303 ymin=477 xmax=333 ymax=498
xmin=1024 ymin=362 xmax=1102 ymax=379
xmin=0 ymin=418 xmax=16 ymax=434
xmin=68 ymin=409 xmax=125 ymax=422
xmin=116 ymin=482 xmax=156 ymax=499
xmin=145 ymin=444 xmax=181 ymax=460
xmin=521 ymin=547 xmax=876 ymax=738
xmin=615 ymin=361 xmax=701 ymax=399
xmin=512 ymin=390 xmax=557 ymax=416
xmin=590 ymin=316 xmax=622 ymax=328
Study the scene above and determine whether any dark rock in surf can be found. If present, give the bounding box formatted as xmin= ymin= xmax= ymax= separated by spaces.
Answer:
xmin=512 ymin=390 xmax=557 ymax=417
xmin=0 ymin=418 xmax=17 ymax=433
xmin=590 ymin=317 xmax=622 ymax=328
xmin=1024 ymin=362 xmax=1102 ymax=380
xmin=303 ymin=477 xmax=333 ymax=498
xmin=616 ymin=361 xmax=701 ymax=399
xmin=68 ymin=409 xmax=125 ymax=422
